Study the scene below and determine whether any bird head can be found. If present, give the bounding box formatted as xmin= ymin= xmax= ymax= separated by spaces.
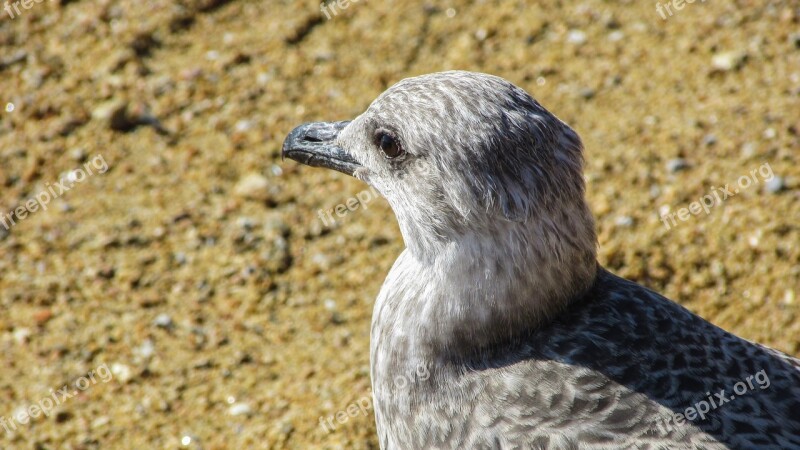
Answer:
xmin=283 ymin=71 xmax=594 ymax=262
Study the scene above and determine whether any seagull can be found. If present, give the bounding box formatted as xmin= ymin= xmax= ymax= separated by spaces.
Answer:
xmin=282 ymin=71 xmax=800 ymax=449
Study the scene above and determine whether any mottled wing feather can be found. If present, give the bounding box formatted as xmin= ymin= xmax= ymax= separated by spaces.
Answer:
xmin=377 ymin=271 xmax=800 ymax=449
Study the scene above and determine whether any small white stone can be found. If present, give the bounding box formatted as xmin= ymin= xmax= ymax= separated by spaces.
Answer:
xmin=234 ymin=119 xmax=254 ymax=132
xmin=153 ymin=314 xmax=173 ymax=328
xmin=111 ymin=363 xmax=133 ymax=383
xmin=608 ymin=31 xmax=624 ymax=42
xmin=70 ymin=148 xmax=87 ymax=161
xmin=135 ymin=339 xmax=156 ymax=359
xmin=567 ymin=30 xmax=587 ymax=45
xmin=765 ymin=176 xmax=785 ymax=194
xmin=13 ymin=328 xmax=31 ymax=344
xmin=649 ymin=185 xmax=661 ymax=198
xmin=740 ymin=142 xmax=756 ymax=157
xmin=784 ymin=290 xmax=795 ymax=305
xmin=92 ymin=416 xmax=111 ymax=428
xmin=234 ymin=173 xmax=270 ymax=201
xmin=228 ymin=403 xmax=252 ymax=416
xmin=712 ymin=51 xmax=746 ymax=71
xmin=614 ymin=216 xmax=634 ymax=227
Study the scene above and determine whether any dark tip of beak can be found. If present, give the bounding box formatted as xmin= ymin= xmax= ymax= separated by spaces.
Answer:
xmin=281 ymin=121 xmax=361 ymax=177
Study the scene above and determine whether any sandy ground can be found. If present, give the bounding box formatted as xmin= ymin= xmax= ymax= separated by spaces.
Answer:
xmin=0 ymin=0 xmax=798 ymax=448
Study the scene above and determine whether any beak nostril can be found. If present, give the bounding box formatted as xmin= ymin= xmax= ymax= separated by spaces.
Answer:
xmin=282 ymin=121 xmax=360 ymax=177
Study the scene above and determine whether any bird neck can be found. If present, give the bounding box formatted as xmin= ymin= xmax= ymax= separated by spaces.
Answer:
xmin=372 ymin=202 xmax=598 ymax=368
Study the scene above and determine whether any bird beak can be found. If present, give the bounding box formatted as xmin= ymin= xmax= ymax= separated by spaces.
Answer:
xmin=281 ymin=121 xmax=361 ymax=177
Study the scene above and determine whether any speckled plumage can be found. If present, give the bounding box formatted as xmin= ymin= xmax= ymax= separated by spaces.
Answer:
xmin=282 ymin=71 xmax=800 ymax=449
xmin=373 ymin=267 xmax=800 ymax=449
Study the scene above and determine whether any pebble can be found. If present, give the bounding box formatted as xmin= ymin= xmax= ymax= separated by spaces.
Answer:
xmin=649 ymin=185 xmax=661 ymax=198
xmin=33 ymin=309 xmax=53 ymax=325
xmin=179 ymin=67 xmax=203 ymax=81
xmin=92 ymin=99 xmax=138 ymax=132
xmin=174 ymin=252 xmax=187 ymax=265
xmin=579 ymin=87 xmax=596 ymax=99
xmin=234 ymin=173 xmax=270 ymax=201
xmin=0 ymin=50 xmax=26 ymax=70
xmin=234 ymin=119 xmax=255 ymax=132
xmin=111 ymin=363 xmax=134 ymax=383
xmin=765 ymin=176 xmax=786 ymax=194
xmin=614 ymin=216 xmax=634 ymax=227
xmin=312 ymin=252 xmax=331 ymax=271
xmin=92 ymin=416 xmax=111 ymax=428
xmin=790 ymin=33 xmax=800 ymax=49
xmin=54 ymin=410 xmax=73 ymax=423
xmin=236 ymin=216 xmax=257 ymax=230
xmin=666 ymin=158 xmax=689 ymax=173
xmin=608 ymin=30 xmax=625 ymax=42
xmin=741 ymin=142 xmax=757 ymax=157
xmin=711 ymin=51 xmax=747 ymax=72
xmin=256 ymin=72 xmax=270 ymax=85
xmin=70 ymin=147 xmax=87 ymax=161
xmin=153 ymin=313 xmax=174 ymax=328
xmin=228 ymin=402 xmax=253 ymax=416
xmin=135 ymin=339 xmax=156 ymax=359
xmin=566 ymin=29 xmax=587 ymax=45
xmin=13 ymin=327 xmax=31 ymax=345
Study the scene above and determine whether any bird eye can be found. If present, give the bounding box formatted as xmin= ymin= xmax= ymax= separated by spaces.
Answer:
xmin=375 ymin=132 xmax=404 ymax=159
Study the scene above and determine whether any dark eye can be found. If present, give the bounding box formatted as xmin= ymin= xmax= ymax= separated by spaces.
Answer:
xmin=375 ymin=132 xmax=404 ymax=158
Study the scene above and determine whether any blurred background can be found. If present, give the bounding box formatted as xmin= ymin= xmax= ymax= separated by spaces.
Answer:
xmin=0 ymin=0 xmax=798 ymax=448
